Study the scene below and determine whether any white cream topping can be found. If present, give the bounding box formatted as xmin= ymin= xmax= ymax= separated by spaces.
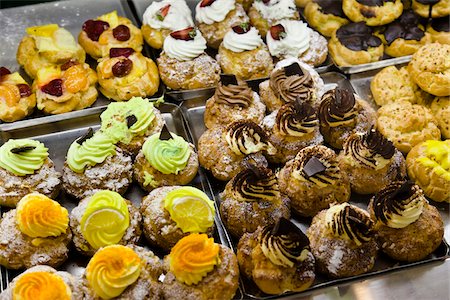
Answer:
xmin=163 ymin=29 xmax=207 ymax=61
xmin=252 ymin=0 xmax=297 ymax=21
xmin=266 ymin=20 xmax=310 ymax=58
xmin=195 ymin=0 xmax=235 ymax=25
xmin=222 ymin=27 xmax=263 ymax=52
xmin=142 ymin=0 xmax=194 ymax=30
xmin=385 ymin=195 xmax=426 ymax=229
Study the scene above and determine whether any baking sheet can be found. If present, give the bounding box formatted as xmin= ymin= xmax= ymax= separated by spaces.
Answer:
xmin=180 ymin=72 xmax=450 ymax=299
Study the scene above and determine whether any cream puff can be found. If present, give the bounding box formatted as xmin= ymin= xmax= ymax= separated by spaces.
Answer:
xmin=342 ymin=0 xmax=403 ymax=26
xmin=427 ymin=16 xmax=450 ymax=44
xmin=412 ymin=0 xmax=450 ymax=18
xmin=430 ymin=96 xmax=450 ymax=138
xmin=304 ymin=0 xmax=350 ymax=37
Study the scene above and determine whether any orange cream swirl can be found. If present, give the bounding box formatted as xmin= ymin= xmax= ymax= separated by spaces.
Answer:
xmin=13 ymin=271 xmax=71 ymax=300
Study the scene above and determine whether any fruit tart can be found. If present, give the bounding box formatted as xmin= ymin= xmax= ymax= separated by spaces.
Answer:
xmin=304 ymin=0 xmax=350 ymax=37
xmin=17 ymin=24 xmax=86 ymax=78
xmin=142 ymin=0 xmax=194 ymax=49
xmin=157 ymin=27 xmax=221 ymax=90
xmin=342 ymin=0 xmax=403 ymax=26
xmin=0 ymin=138 xmax=61 ymax=208
xmin=0 ymin=67 xmax=36 ymax=123
xmin=0 ymin=193 xmax=71 ymax=269
xmin=79 ymin=10 xmax=144 ymax=59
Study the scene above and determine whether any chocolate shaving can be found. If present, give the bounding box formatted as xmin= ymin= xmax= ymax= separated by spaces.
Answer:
xmin=10 ymin=146 xmax=36 ymax=154
xmin=330 ymin=88 xmax=355 ymax=116
xmin=390 ymin=180 xmax=415 ymax=201
xmin=284 ymin=63 xmax=303 ymax=77
xmin=271 ymin=218 xmax=310 ymax=248
xmin=159 ymin=124 xmax=173 ymax=140
xmin=126 ymin=114 xmax=137 ymax=128
xmin=364 ymin=127 xmax=395 ymax=159
xmin=76 ymin=127 xmax=94 ymax=145
xmin=243 ymin=155 xmax=270 ymax=179
xmin=220 ymin=74 xmax=238 ymax=86
xmin=303 ymin=156 xmax=326 ymax=178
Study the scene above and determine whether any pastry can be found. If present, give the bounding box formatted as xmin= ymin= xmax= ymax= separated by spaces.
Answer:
xmin=79 ymin=11 xmax=143 ymax=59
xmin=62 ymin=128 xmax=133 ymax=200
xmin=133 ymin=125 xmax=199 ymax=192
xmin=0 ymin=193 xmax=71 ymax=269
xmin=259 ymin=58 xmax=325 ymax=112
xmin=307 ymin=203 xmax=378 ymax=278
xmin=342 ymin=0 xmax=403 ymax=26
xmin=162 ymin=234 xmax=240 ymax=300
xmin=427 ymin=15 xmax=450 ymax=44
xmin=80 ymin=245 xmax=163 ymax=299
xmin=198 ymin=121 xmax=276 ymax=181
xmin=141 ymin=186 xmax=215 ymax=251
xmin=157 ymin=27 xmax=221 ymax=90
xmin=376 ymin=100 xmax=441 ymax=154
xmin=278 ymin=145 xmax=351 ymax=217
xmin=217 ymin=23 xmax=274 ymax=80
xmin=0 ymin=139 xmax=61 ymax=208
xmin=196 ymin=0 xmax=249 ymax=49
xmin=142 ymin=0 xmax=194 ymax=49
xmin=69 ymin=190 xmax=142 ymax=256
xmin=368 ymin=181 xmax=444 ymax=261
xmin=17 ymin=24 xmax=85 ymax=78
xmin=204 ymin=74 xmax=266 ymax=129
xmin=33 ymin=60 xmax=98 ymax=115
xmin=412 ymin=0 xmax=450 ymax=18
xmin=328 ymin=22 xmax=384 ymax=66
xmin=0 ymin=265 xmax=82 ymax=299
xmin=338 ymin=128 xmax=407 ymax=194
xmin=304 ymin=0 xmax=350 ymax=38
xmin=0 ymin=67 xmax=36 ymax=122
xmin=248 ymin=0 xmax=300 ymax=37
xmin=406 ymin=140 xmax=450 ymax=202
xmin=266 ymin=20 xmax=328 ymax=67
xmin=99 ymin=96 xmax=165 ymax=156
xmin=318 ymin=87 xmax=376 ymax=149
xmin=430 ymin=96 xmax=450 ymax=138
xmin=237 ymin=218 xmax=315 ymax=294
xmin=262 ymin=100 xmax=324 ymax=163
xmin=296 ymin=0 xmax=312 ymax=7
xmin=219 ymin=157 xmax=290 ymax=237
xmin=408 ymin=43 xmax=450 ymax=96
xmin=237 ymin=0 xmax=255 ymax=11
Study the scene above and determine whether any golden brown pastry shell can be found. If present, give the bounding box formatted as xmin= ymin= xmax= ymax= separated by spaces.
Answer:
xmin=383 ymin=33 xmax=432 ymax=57
xmin=427 ymin=24 xmax=450 ymax=45
xmin=430 ymin=96 xmax=450 ymax=139
xmin=342 ymin=0 xmax=403 ymax=26
xmin=304 ymin=1 xmax=349 ymax=38
xmin=141 ymin=24 xmax=171 ymax=50
xmin=0 ymin=75 xmax=36 ymax=122
xmin=412 ymin=0 xmax=450 ymax=18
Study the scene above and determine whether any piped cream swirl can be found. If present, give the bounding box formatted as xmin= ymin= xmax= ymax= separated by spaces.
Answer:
xmin=163 ymin=29 xmax=207 ymax=61
xmin=318 ymin=88 xmax=357 ymax=128
xmin=225 ymin=121 xmax=276 ymax=155
xmin=230 ymin=166 xmax=280 ymax=202
xmin=269 ymin=66 xmax=315 ymax=104
xmin=0 ymin=139 xmax=49 ymax=176
xmin=195 ymin=0 xmax=235 ymax=25
xmin=215 ymin=81 xmax=253 ymax=107
xmin=222 ymin=26 xmax=263 ymax=52
xmin=252 ymin=0 xmax=297 ymax=21
xmin=266 ymin=20 xmax=310 ymax=58
xmin=143 ymin=0 xmax=193 ymax=30
xmin=275 ymin=102 xmax=318 ymax=137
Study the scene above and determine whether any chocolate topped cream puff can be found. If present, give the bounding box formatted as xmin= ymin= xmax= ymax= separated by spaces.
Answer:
xmin=412 ymin=0 xmax=450 ymax=18
xmin=342 ymin=0 xmax=403 ymax=26
xmin=304 ymin=0 xmax=350 ymax=37
xmin=427 ymin=15 xmax=450 ymax=44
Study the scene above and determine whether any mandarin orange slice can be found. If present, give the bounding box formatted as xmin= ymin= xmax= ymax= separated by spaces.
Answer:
xmin=0 ymin=84 xmax=21 ymax=106
xmin=63 ymin=65 xmax=88 ymax=94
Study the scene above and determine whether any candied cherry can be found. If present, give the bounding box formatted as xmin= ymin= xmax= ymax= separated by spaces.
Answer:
xmin=110 ymin=47 xmax=135 ymax=58
xmin=82 ymin=19 xmax=110 ymax=41
xmin=41 ymin=79 xmax=63 ymax=97
xmin=113 ymin=25 xmax=131 ymax=41
xmin=17 ymin=84 xmax=32 ymax=97
xmin=0 ymin=67 xmax=11 ymax=78
xmin=112 ymin=59 xmax=133 ymax=77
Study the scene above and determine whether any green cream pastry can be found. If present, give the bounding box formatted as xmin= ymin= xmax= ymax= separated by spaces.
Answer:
xmin=0 ymin=139 xmax=61 ymax=207
xmin=62 ymin=128 xmax=133 ymax=200
xmin=133 ymin=125 xmax=199 ymax=192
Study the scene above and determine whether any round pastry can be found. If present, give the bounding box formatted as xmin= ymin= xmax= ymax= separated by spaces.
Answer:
xmin=0 ymin=67 xmax=36 ymax=122
xmin=219 ymin=158 xmax=290 ymax=237
xmin=162 ymin=234 xmax=240 ymax=300
xmin=198 ymin=121 xmax=276 ymax=181
xmin=304 ymin=0 xmax=350 ymax=38
xmin=262 ymin=100 xmax=324 ymax=163
xmin=296 ymin=0 xmax=312 ymax=7
xmin=307 ymin=203 xmax=378 ymax=278
xmin=406 ymin=140 xmax=450 ymax=202
xmin=196 ymin=0 xmax=249 ymax=49
xmin=99 ymin=96 xmax=165 ymax=156
xmin=338 ymin=128 xmax=407 ymax=194
xmin=266 ymin=20 xmax=328 ymax=67
xmin=248 ymin=0 xmax=300 ymax=37
xmin=318 ymin=87 xmax=376 ymax=150
xmin=430 ymin=96 xmax=450 ymax=138
xmin=329 ymin=22 xmax=384 ymax=66
xmin=69 ymin=190 xmax=141 ymax=256
xmin=141 ymin=186 xmax=215 ymax=251
xmin=258 ymin=58 xmax=325 ymax=113
xmin=142 ymin=0 xmax=194 ymax=49
xmin=80 ymin=244 xmax=163 ymax=299
xmin=134 ymin=125 xmax=199 ymax=192
xmin=17 ymin=24 xmax=86 ymax=78
xmin=0 ymin=265 xmax=82 ymax=300
xmin=376 ymin=100 xmax=441 ymax=154
xmin=204 ymin=74 xmax=266 ymax=129
xmin=157 ymin=27 xmax=221 ymax=90
xmin=342 ymin=0 xmax=403 ymax=26
xmin=62 ymin=129 xmax=133 ymax=200
xmin=278 ymin=145 xmax=351 ymax=217
xmin=412 ymin=0 xmax=450 ymax=18
xmin=79 ymin=11 xmax=143 ymax=59
xmin=237 ymin=218 xmax=315 ymax=294
xmin=408 ymin=43 xmax=450 ymax=97
xmin=427 ymin=16 xmax=450 ymax=44
xmin=0 ymin=139 xmax=61 ymax=208
xmin=0 ymin=193 xmax=71 ymax=269
xmin=368 ymin=181 xmax=444 ymax=261
xmin=217 ymin=23 xmax=274 ymax=80
xmin=33 ymin=60 xmax=98 ymax=115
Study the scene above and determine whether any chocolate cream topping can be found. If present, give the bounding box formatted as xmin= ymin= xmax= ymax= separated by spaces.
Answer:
xmin=276 ymin=101 xmax=318 ymax=137
xmin=431 ymin=16 xmax=449 ymax=32
xmin=225 ymin=121 xmax=275 ymax=156
xmin=315 ymin=0 xmax=347 ymax=18
xmin=318 ymin=88 xmax=357 ymax=128
xmin=215 ymin=80 xmax=253 ymax=108
xmin=384 ymin=10 xmax=425 ymax=45
xmin=336 ymin=22 xmax=382 ymax=51
xmin=231 ymin=164 xmax=280 ymax=202
xmin=293 ymin=149 xmax=340 ymax=187
xmin=355 ymin=0 xmax=394 ymax=6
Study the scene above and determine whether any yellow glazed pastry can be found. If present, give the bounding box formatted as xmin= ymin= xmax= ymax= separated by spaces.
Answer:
xmin=304 ymin=0 xmax=350 ymax=38
xmin=427 ymin=16 xmax=450 ymax=44
xmin=342 ymin=0 xmax=403 ymax=26
xmin=17 ymin=24 xmax=86 ymax=78
xmin=430 ymin=96 xmax=450 ymax=138
xmin=412 ymin=0 xmax=450 ymax=18
xmin=295 ymin=0 xmax=312 ymax=7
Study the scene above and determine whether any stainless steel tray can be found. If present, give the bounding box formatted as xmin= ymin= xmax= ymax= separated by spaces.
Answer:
xmin=180 ymin=72 xmax=450 ymax=299
xmin=334 ymin=55 xmax=412 ymax=75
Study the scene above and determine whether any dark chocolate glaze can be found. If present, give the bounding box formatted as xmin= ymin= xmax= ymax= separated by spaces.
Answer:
xmin=336 ymin=22 xmax=382 ymax=51
xmin=356 ymin=0 xmax=395 ymax=6
xmin=431 ymin=16 xmax=450 ymax=32
xmin=314 ymin=0 xmax=347 ymax=18
xmin=415 ymin=0 xmax=440 ymax=4
xmin=384 ymin=10 xmax=425 ymax=44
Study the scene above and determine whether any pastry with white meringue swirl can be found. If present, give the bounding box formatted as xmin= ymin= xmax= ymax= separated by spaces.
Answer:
xmin=368 ymin=181 xmax=444 ymax=262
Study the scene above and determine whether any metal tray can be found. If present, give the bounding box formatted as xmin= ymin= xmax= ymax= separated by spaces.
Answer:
xmin=334 ymin=55 xmax=412 ymax=75
xmin=180 ymin=72 xmax=450 ymax=299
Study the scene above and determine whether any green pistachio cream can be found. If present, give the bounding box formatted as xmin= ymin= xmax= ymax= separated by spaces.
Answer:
xmin=0 ymin=139 xmax=49 ymax=176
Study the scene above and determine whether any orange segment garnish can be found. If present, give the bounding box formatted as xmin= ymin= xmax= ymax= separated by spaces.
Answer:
xmin=0 ymin=83 xmax=21 ymax=106
xmin=62 ymin=65 xmax=88 ymax=94
xmin=13 ymin=271 xmax=71 ymax=300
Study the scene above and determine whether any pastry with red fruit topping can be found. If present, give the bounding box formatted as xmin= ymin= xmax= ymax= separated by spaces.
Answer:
xmin=195 ymin=0 xmax=249 ymax=49
xmin=0 ymin=67 xmax=36 ymax=122
xmin=157 ymin=27 xmax=220 ymax=90
xmin=78 ymin=11 xmax=143 ymax=59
